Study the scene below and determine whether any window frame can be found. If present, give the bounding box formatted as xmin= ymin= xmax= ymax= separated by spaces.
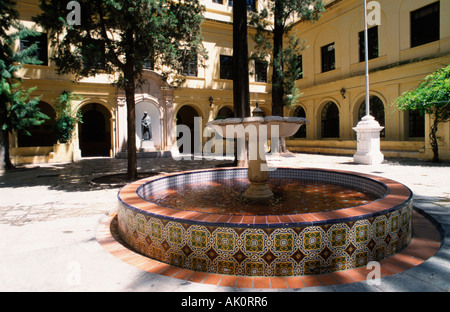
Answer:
xmin=321 ymin=43 xmax=336 ymax=73
xmin=182 ymin=54 xmax=198 ymax=77
xmin=254 ymin=60 xmax=268 ymax=83
xmin=410 ymin=1 xmax=440 ymax=48
xmin=20 ymin=32 xmax=49 ymax=66
xmin=219 ymin=55 xmax=233 ymax=80
xmin=359 ymin=26 xmax=379 ymax=63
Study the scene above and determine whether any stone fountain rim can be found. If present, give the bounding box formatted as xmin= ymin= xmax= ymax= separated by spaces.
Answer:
xmin=117 ymin=167 xmax=412 ymax=229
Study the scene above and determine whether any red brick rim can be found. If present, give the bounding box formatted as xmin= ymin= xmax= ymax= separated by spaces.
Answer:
xmin=118 ymin=167 xmax=412 ymax=227
xmin=96 ymin=209 xmax=441 ymax=289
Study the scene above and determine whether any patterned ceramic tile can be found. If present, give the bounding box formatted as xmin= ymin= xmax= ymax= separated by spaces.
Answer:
xmin=117 ymin=168 xmax=413 ymax=277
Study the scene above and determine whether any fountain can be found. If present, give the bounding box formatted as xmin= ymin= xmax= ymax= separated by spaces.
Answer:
xmin=205 ymin=106 xmax=309 ymax=202
xmin=117 ymin=111 xmax=413 ymax=277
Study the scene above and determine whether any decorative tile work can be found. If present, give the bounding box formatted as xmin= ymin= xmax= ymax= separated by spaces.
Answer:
xmin=117 ymin=168 xmax=413 ymax=277
xmin=117 ymin=198 xmax=413 ymax=276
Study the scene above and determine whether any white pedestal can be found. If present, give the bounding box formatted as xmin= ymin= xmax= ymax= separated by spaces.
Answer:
xmin=353 ymin=115 xmax=384 ymax=165
xmin=140 ymin=140 xmax=156 ymax=152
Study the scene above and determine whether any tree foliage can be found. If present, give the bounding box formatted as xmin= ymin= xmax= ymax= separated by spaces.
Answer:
xmin=250 ymin=0 xmax=324 ymax=115
xmin=35 ymin=0 xmax=207 ymax=86
xmin=54 ymin=91 xmax=82 ymax=144
xmin=0 ymin=0 xmax=48 ymax=170
xmin=396 ymin=64 xmax=450 ymax=162
xmin=35 ymin=0 xmax=207 ymax=178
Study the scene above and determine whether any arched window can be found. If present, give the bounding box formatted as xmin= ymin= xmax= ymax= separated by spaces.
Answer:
xmin=293 ymin=106 xmax=306 ymax=138
xmin=358 ymin=96 xmax=385 ymax=137
xmin=321 ymin=102 xmax=340 ymax=138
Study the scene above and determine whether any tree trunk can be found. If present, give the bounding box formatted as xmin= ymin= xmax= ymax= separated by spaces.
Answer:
xmin=430 ymin=109 xmax=440 ymax=163
xmin=271 ymin=1 xmax=284 ymax=118
xmin=0 ymin=106 xmax=15 ymax=171
xmin=124 ymin=63 xmax=138 ymax=180
xmin=272 ymin=1 xmax=288 ymax=153
xmin=232 ymin=0 xmax=250 ymax=167
xmin=0 ymin=130 xmax=15 ymax=172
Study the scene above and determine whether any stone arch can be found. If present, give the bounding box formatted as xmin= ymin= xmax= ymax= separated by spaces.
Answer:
xmin=348 ymin=4 xmax=388 ymax=64
xmin=313 ymin=26 xmax=341 ymax=73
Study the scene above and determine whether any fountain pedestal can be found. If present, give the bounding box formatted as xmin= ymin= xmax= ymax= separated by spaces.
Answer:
xmin=206 ymin=109 xmax=309 ymax=202
xmin=244 ymin=154 xmax=273 ymax=201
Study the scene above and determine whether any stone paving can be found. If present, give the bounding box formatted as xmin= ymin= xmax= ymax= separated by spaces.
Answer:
xmin=0 ymin=153 xmax=449 ymax=292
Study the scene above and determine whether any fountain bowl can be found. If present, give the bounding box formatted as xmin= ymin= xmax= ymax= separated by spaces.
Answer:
xmin=117 ymin=167 xmax=413 ymax=276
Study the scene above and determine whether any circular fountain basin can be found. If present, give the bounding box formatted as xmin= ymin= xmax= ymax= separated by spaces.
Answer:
xmin=117 ymin=168 xmax=413 ymax=276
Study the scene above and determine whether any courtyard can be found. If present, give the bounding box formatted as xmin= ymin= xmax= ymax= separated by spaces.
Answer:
xmin=0 ymin=153 xmax=449 ymax=292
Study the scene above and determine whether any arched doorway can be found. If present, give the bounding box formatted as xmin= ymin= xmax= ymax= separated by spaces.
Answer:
xmin=358 ymin=96 xmax=386 ymax=137
xmin=176 ymin=105 xmax=199 ymax=154
xmin=18 ymin=101 xmax=57 ymax=147
xmin=292 ymin=106 xmax=307 ymax=138
xmin=78 ymin=103 xmax=111 ymax=157
xmin=321 ymin=101 xmax=340 ymax=138
xmin=216 ymin=106 xmax=234 ymax=120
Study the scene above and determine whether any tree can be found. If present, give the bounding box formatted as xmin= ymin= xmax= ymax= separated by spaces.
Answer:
xmin=0 ymin=0 xmax=48 ymax=171
xmin=250 ymin=0 xmax=324 ymax=151
xmin=396 ymin=64 xmax=450 ymax=163
xmin=233 ymin=0 xmax=251 ymax=120
xmin=54 ymin=91 xmax=82 ymax=144
xmin=232 ymin=0 xmax=251 ymax=167
xmin=35 ymin=0 xmax=207 ymax=179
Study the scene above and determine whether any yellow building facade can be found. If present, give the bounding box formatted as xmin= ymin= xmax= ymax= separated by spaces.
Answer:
xmin=10 ymin=0 xmax=450 ymax=164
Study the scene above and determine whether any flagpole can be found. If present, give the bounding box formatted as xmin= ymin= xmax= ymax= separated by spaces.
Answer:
xmin=353 ymin=0 xmax=384 ymax=165
xmin=364 ymin=0 xmax=370 ymax=117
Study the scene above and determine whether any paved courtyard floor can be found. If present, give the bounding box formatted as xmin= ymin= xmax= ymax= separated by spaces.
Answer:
xmin=0 ymin=153 xmax=449 ymax=292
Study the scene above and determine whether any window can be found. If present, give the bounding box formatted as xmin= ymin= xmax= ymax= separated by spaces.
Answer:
xmin=144 ymin=58 xmax=154 ymax=70
xmin=228 ymin=0 xmax=256 ymax=12
xmin=408 ymin=110 xmax=425 ymax=138
xmin=220 ymin=55 xmax=233 ymax=80
xmin=359 ymin=26 xmax=379 ymax=62
xmin=182 ymin=54 xmax=198 ymax=77
xmin=321 ymin=102 xmax=340 ymax=138
xmin=297 ymin=55 xmax=303 ymax=79
xmin=411 ymin=2 xmax=440 ymax=48
xmin=255 ymin=60 xmax=267 ymax=83
xmin=212 ymin=0 xmax=223 ymax=4
xmin=20 ymin=33 xmax=48 ymax=66
xmin=321 ymin=43 xmax=335 ymax=73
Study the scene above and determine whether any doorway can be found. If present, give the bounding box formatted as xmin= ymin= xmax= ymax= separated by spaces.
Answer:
xmin=78 ymin=103 xmax=111 ymax=157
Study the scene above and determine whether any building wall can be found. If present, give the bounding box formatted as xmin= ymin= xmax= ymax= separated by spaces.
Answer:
xmin=286 ymin=0 xmax=450 ymax=160
xmin=10 ymin=0 xmax=450 ymax=163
